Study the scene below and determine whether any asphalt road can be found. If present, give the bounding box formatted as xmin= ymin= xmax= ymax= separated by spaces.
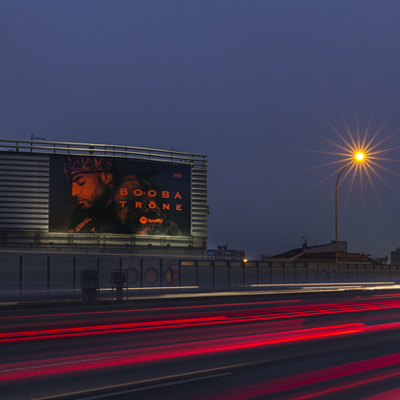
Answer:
xmin=2 ymin=290 xmax=400 ymax=400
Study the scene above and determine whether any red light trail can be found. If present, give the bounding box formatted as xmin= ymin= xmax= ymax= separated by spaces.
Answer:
xmin=0 ymin=323 xmax=364 ymax=382
xmin=194 ymin=352 xmax=400 ymax=400
xmin=0 ymin=299 xmax=302 ymax=320
xmin=3 ymin=295 xmax=400 ymax=399
xmin=2 ymin=298 xmax=400 ymax=343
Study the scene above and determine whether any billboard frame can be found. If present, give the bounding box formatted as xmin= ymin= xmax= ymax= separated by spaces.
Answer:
xmin=0 ymin=139 xmax=207 ymax=249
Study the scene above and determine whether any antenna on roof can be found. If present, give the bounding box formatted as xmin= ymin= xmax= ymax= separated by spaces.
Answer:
xmin=302 ymin=236 xmax=307 ymax=248
xmin=31 ymin=134 xmax=45 ymax=141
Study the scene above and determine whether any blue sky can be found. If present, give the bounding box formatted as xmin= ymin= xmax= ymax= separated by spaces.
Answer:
xmin=2 ymin=0 xmax=400 ymax=259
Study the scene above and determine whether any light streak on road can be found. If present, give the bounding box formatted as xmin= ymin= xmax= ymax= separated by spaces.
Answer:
xmin=0 ymin=323 xmax=364 ymax=382
xmin=193 ymin=352 xmax=400 ymax=400
xmin=3 ymin=293 xmax=400 ymax=399
xmin=3 ymin=298 xmax=400 ymax=343
xmin=0 ymin=298 xmax=302 ymax=320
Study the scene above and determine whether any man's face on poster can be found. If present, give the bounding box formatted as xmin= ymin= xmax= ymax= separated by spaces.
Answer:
xmin=71 ymin=172 xmax=112 ymax=210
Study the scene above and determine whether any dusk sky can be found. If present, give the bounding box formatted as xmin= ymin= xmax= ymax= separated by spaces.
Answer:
xmin=2 ymin=1 xmax=400 ymax=260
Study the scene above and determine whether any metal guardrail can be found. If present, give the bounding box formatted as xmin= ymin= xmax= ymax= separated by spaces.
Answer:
xmin=0 ymin=231 xmax=202 ymax=249
xmin=0 ymin=139 xmax=207 ymax=167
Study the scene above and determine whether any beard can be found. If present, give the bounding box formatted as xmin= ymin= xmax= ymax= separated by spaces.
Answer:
xmin=79 ymin=183 xmax=111 ymax=211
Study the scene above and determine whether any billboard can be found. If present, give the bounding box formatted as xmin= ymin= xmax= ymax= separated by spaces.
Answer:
xmin=49 ymin=155 xmax=191 ymax=236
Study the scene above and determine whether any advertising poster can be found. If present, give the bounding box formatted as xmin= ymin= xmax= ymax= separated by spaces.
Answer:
xmin=49 ymin=155 xmax=191 ymax=236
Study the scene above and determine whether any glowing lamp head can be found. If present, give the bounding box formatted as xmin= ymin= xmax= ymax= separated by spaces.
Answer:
xmin=355 ymin=152 xmax=365 ymax=161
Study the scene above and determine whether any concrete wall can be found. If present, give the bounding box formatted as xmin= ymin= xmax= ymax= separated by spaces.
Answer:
xmin=187 ymin=260 xmax=398 ymax=291
xmin=0 ymin=248 xmax=200 ymax=297
xmin=0 ymin=249 xmax=397 ymax=297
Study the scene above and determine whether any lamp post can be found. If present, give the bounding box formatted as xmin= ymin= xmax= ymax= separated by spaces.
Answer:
xmin=335 ymin=152 xmax=365 ymax=269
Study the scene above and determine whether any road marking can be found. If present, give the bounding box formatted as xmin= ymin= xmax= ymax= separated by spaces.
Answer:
xmin=76 ymin=373 xmax=232 ymax=400
xmin=33 ymin=372 xmax=232 ymax=400
xmin=1 ymin=356 xmax=117 ymax=373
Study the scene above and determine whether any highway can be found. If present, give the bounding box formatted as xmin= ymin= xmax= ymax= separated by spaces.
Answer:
xmin=2 ymin=289 xmax=400 ymax=399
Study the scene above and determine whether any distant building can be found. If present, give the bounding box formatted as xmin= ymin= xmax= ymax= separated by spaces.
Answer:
xmin=390 ymin=248 xmax=400 ymax=265
xmin=268 ymin=240 xmax=379 ymax=265
xmin=269 ymin=241 xmax=348 ymax=262
xmin=207 ymin=245 xmax=245 ymax=261
xmin=264 ymin=241 xmax=387 ymax=284
xmin=374 ymin=256 xmax=389 ymax=265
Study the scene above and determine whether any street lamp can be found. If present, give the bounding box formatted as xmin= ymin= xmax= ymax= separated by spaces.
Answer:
xmin=355 ymin=152 xmax=364 ymax=161
xmin=335 ymin=152 xmax=365 ymax=269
